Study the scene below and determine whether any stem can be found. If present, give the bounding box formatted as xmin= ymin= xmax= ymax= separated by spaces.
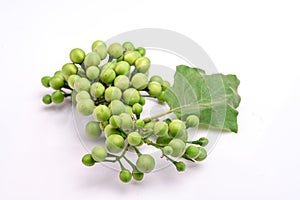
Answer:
xmin=143 ymin=138 xmax=164 ymax=148
xmin=118 ymin=160 xmax=125 ymax=170
xmin=143 ymin=110 xmax=173 ymax=122
xmin=108 ymin=55 xmax=113 ymax=62
xmin=141 ymin=95 xmax=156 ymax=98
xmin=132 ymin=146 xmax=142 ymax=156
xmin=123 ymin=156 xmax=136 ymax=169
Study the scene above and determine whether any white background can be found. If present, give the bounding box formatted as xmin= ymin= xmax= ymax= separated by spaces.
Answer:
xmin=0 ymin=0 xmax=299 ymax=199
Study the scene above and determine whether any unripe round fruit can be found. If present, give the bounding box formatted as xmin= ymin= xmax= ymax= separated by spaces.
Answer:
xmin=186 ymin=115 xmax=199 ymax=128
xmin=93 ymin=44 xmax=107 ymax=60
xmin=42 ymin=94 xmax=52 ymax=104
xmin=135 ymin=119 xmax=145 ymax=128
xmin=185 ymin=145 xmax=200 ymax=159
xmin=108 ymin=43 xmax=123 ymax=58
xmin=76 ymin=99 xmax=94 ymax=116
xmin=168 ymin=138 xmax=186 ymax=157
xmin=114 ymin=75 xmax=130 ymax=90
xmin=124 ymin=51 xmax=141 ymax=65
xmin=41 ymin=76 xmax=51 ymax=87
xmin=174 ymin=161 xmax=186 ymax=172
xmin=153 ymin=121 xmax=168 ymax=137
xmin=123 ymin=88 xmax=140 ymax=106
xmin=127 ymin=132 xmax=142 ymax=146
xmin=104 ymin=86 xmax=122 ymax=102
xmin=169 ymin=119 xmax=186 ymax=138
xmin=82 ymin=154 xmax=95 ymax=166
xmin=90 ymin=82 xmax=105 ymax=98
xmin=122 ymin=41 xmax=135 ymax=51
xmin=131 ymin=73 xmax=148 ymax=90
xmin=93 ymin=105 xmax=111 ymax=122
xmin=194 ymin=147 xmax=207 ymax=161
xmin=54 ymin=71 xmax=64 ymax=78
xmin=150 ymin=75 xmax=163 ymax=85
xmin=163 ymin=146 xmax=173 ymax=155
xmin=105 ymin=134 xmax=125 ymax=153
xmin=69 ymin=48 xmax=85 ymax=64
xmin=198 ymin=137 xmax=209 ymax=147
xmin=50 ymin=75 xmax=64 ymax=90
xmin=114 ymin=61 xmax=130 ymax=75
xmin=132 ymin=103 xmax=143 ymax=116
xmin=100 ymin=68 xmax=116 ymax=84
xmin=61 ymin=63 xmax=78 ymax=79
xmin=85 ymin=121 xmax=101 ymax=139
xmin=76 ymin=90 xmax=91 ymax=102
xmin=74 ymin=77 xmax=91 ymax=92
xmin=109 ymin=115 xmax=122 ymax=128
xmin=84 ymin=52 xmax=101 ymax=68
xmin=104 ymin=124 xmax=121 ymax=138
xmin=67 ymin=74 xmax=79 ymax=89
xmin=92 ymin=40 xmax=106 ymax=50
xmin=91 ymin=146 xmax=107 ymax=162
xmin=136 ymin=154 xmax=155 ymax=173
xmin=147 ymin=81 xmax=162 ymax=97
xmin=156 ymin=135 xmax=172 ymax=145
xmin=86 ymin=66 xmax=100 ymax=80
xmin=119 ymin=169 xmax=132 ymax=183
xmin=135 ymin=57 xmax=150 ymax=73
xmin=139 ymin=96 xmax=145 ymax=105
xmin=135 ymin=47 xmax=146 ymax=56
xmin=132 ymin=169 xmax=144 ymax=181
xmin=119 ymin=113 xmax=134 ymax=132
xmin=51 ymin=91 xmax=64 ymax=104
xmin=108 ymin=100 xmax=125 ymax=115
xmin=162 ymin=80 xmax=171 ymax=90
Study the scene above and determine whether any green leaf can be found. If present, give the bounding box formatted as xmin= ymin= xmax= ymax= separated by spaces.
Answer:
xmin=164 ymin=65 xmax=241 ymax=133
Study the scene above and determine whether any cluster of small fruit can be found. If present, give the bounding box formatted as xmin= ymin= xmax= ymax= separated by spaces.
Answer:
xmin=41 ymin=40 xmax=208 ymax=183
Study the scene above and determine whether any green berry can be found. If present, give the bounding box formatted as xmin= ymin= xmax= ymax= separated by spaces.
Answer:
xmin=153 ymin=121 xmax=168 ymax=137
xmin=135 ymin=119 xmax=145 ymax=128
xmin=51 ymin=91 xmax=64 ymax=104
xmin=50 ymin=75 xmax=65 ymax=90
xmin=105 ymin=134 xmax=125 ymax=153
xmin=74 ymin=77 xmax=91 ymax=92
xmin=91 ymin=146 xmax=107 ymax=162
xmin=84 ymin=52 xmax=101 ymax=68
xmin=174 ymin=161 xmax=186 ymax=172
xmin=136 ymin=154 xmax=155 ymax=173
xmin=198 ymin=137 xmax=209 ymax=147
xmin=163 ymin=146 xmax=173 ymax=155
xmin=105 ymin=86 xmax=122 ymax=102
xmin=76 ymin=99 xmax=95 ymax=116
xmin=169 ymin=119 xmax=186 ymax=138
xmin=122 ymin=41 xmax=135 ymax=51
xmin=92 ymin=40 xmax=106 ymax=50
xmin=186 ymin=115 xmax=199 ymax=128
xmin=108 ymin=100 xmax=125 ymax=115
xmin=147 ymin=81 xmax=162 ymax=97
xmin=82 ymin=154 xmax=95 ymax=167
xmin=135 ymin=47 xmax=146 ymax=56
xmin=194 ymin=147 xmax=207 ymax=161
xmin=70 ymin=48 xmax=85 ymax=64
xmin=156 ymin=136 xmax=172 ymax=145
xmin=127 ymin=132 xmax=142 ymax=146
xmin=67 ymin=75 xmax=79 ymax=89
xmin=135 ymin=57 xmax=150 ymax=73
xmin=85 ymin=121 xmax=101 ymax=139
xmin=123 ymin=88 xmax=140 ymax=106
xmin=119 ymin=169 xmax=132 ymax=183
xmin=185 ymin=145 xmax=200 ymax=159
xmin=109 ymin=115 xmax=122 ymax=128
xmin=104 ymin=124 xmax=121 ymax=138
xmin=119 ymin=113 xmax=134 ymax=132
xmin=108 ymin=43 xmax=123 ymax=58
xmin=132 ymin=103 xmax=143 ymax=116
xmin=114 ymin=61 xmax=130 ymax=75
xmin=139 ymin=96 xmax=145 ymax=105
xmin=93 ymin=105 xmax=111 ymax=122
xmin=41 ymin=76 xmax=51 ymax=87
xmin=162 ymin=80 xmax=171 ymax=90
xmin=150 ymin=75 xmax=163 ymax=85
xmin=132 ymin=169 xmax=144 ymax=181
xmin=168 ymin=138 xmax=186 ymax=157
xmin=114 ymin=75 xmax=130 ymax=90
xmin=93 ymin=44 xmax=107 ymax=60
xmin=90 ymin=82 xmax=105 ymax=98
xmin=100 ymin=68 xmax=116 ymax=84
xmin=124 ymin=51 xmax=141 ymax=65
xmin=75 ymin=91 xmax=90 ymax=102
xmin=42 ymin=94 xmax=52 ymax=104
xmin=86 ymin=66 xmax=100 ymax=80
xmin=131 ymin=73 xmax=148 ymax=90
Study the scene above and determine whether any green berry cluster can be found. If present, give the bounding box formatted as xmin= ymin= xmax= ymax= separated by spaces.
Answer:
xmin=41 ymin=40 xmax=209 ymax=183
